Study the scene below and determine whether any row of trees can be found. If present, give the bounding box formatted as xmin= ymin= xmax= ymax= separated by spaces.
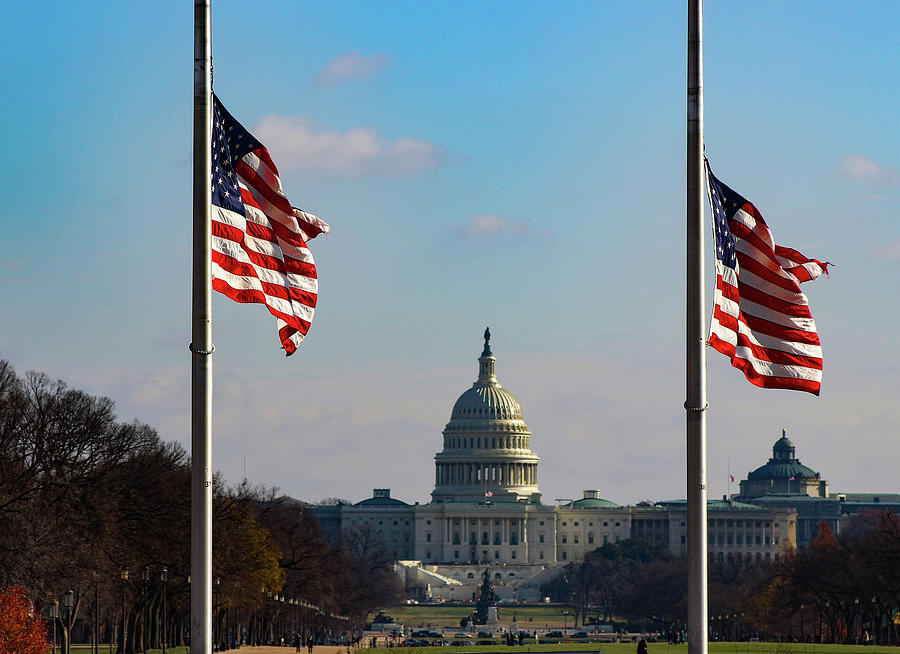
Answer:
xmin=545 ymin=514 xmax=900 ymax=644
xmin=0 ymin=358 xmax=403 ymax=654
xmin=744 ymin=512 xmax=900 ymax=644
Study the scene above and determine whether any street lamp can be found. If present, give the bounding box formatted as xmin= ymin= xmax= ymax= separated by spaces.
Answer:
xmin=160 ymin=568 xmax=168 ymax=654
xmin=214 ymin=577 xmax=221 ymax=650
xmin=50 ymin=600 xmax=59 ymax=654
xmin=871 ymin=596 xmax=877 ymax=645
xmin=64 ymin=590 xmax=75 ymax=654
xmin=120 ymin=570 xmax=129 ymax=654
xmin=141 ymin=566 xmax=150 ymax=654
xmin=562 ymin=610 xmax=569 ymax=635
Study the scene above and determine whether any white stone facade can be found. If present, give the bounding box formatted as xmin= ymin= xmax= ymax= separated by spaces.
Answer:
xmin=310 ymin=333 xmax=800 ymax=599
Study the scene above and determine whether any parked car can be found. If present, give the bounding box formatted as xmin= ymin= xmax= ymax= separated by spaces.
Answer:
xmin=476 ymin=641 xmax=494 ymax=646
xmin=453 ymin=633 xmax=471 ymax=639
xmin=545 ymin=631 xmax=564 ymax=638
xmin=571 ymin=632 xmax=589 ymax=640
xmin=477 ymin=632 xmax=493 ymax=639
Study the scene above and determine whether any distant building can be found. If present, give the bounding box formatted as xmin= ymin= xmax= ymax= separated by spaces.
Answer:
xmin=308 ymin=330 xmax=894 ymax=599
xmin=734 ymin=431 xmax=899 ymax=547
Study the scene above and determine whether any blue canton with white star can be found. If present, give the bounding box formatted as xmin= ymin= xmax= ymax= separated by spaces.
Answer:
xmin=211 ymin=95 xmax=265 ymax=216
xmin=706 ymin=164 xmax=746 ymax=270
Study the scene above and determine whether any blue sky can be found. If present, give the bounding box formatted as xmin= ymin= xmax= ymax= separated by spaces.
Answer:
xmin=1 ymin=2 xmax=897 ymax=506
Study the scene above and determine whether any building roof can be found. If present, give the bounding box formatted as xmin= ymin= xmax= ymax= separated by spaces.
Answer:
xmin=657 ymin=499 xmax=768 ymax=511
xmin=567 ymin=490 xmax=620 ymax=508
xmin=746 ymin=431 xmax=819 ymax=481
xmin=354 ymin=489 xmax=410 ymax=507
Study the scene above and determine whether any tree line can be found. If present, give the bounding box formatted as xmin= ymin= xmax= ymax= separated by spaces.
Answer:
xmin=0 ymin=358 xmax=403 ymax=654
xmin=545 ymin=515 xmax=900 ymax=644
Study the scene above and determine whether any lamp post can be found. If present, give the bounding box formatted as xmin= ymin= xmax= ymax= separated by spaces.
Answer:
xmin=160 ymin=568 xmax=167 ymax=654
xmin=214 ymin=577 xmax=221 ymax=650
xmin=50 ymin=600 xmax=59 ymax=654
xmin=120 ymin=570 xmax=128 ymax=654
xmin=871 ymin=596 xmax=877 ymax=645
xmin=141 ymin=566 xmax=150 ymax=654
xmin=64 ymin=590 xmax=74 ymax=654
xmin=93 ymin=572 xmax=100 ymax=654
xmin=562 ymin=610 xmax=569 ymax=635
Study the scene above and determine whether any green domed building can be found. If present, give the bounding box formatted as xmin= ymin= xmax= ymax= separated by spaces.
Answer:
xmin=738 ymin=430 xmax=829 ymax=500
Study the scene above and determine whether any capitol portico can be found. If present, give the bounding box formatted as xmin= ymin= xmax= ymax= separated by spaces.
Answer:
xmin=309 ymin=330 xmax=899 ymax=600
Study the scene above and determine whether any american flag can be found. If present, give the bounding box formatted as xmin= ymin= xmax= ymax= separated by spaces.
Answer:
xmin=706 ymin=161 xmax=828 ymax=395
xmin=211 ymin=96 xmax=329 ymax=355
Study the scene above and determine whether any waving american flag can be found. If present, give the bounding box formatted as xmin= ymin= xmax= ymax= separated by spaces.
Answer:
xmin=706 ymin=161 xmax=829 ymax=395
xmin=211 ymin=96 xmax=329 ymax=355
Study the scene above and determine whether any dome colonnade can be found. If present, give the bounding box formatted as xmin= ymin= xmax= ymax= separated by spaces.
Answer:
xmin=432 ymin=328 xmax=540 ymax=504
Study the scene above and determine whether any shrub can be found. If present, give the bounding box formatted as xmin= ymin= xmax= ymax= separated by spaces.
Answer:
xmin=0 ymin=586 xmax=52 ymax=654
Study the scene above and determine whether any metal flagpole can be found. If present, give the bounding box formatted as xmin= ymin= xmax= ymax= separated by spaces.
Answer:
xmin=192 ymin=2 xmax=213 ymax=654
xmin=686 ymin=1 xmax=708 ymax=654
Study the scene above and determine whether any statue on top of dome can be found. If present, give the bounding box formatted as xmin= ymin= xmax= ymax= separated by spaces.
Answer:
xmin=482 ymin=326 xmax=492 ymax=357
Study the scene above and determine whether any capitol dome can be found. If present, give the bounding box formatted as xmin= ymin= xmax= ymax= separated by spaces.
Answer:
xmin=432 ymin=329 xmax=540 ymax=504
xmin=450 ymin=383 xmax=523 ymax=421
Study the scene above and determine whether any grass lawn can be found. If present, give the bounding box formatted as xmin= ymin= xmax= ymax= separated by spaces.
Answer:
xmin=360 ymin=644 xmax=900 ymax=654
xmin=66 ymin=647 xmax=189 ymax=654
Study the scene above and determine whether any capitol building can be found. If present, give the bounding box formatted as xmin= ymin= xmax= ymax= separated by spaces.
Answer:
xmin=309 ymin=330 xmax=899 ymax=601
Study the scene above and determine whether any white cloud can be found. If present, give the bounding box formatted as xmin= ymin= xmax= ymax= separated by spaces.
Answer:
xmin=835 ymin=154 xmax=900 ymax=186
xmin=455 ymin=213 xmax=533 ymax=241
xmin=253 ymin=115 xmax=443 ymax=177
xmin=874 ymin=239 xmax=900 ymax=261
xmin=315 ymin=52 xmax=391 ymax=87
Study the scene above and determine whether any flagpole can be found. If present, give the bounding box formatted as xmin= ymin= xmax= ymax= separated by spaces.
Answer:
xmin=686 ymin=1 xmax=708 ymax=653
xmin=191 ymin=2 xmax=213 ymax=654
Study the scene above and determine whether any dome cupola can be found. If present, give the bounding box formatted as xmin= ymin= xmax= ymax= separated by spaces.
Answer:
xmin=432 ymin=329 xmax=540 ymax=504
xmin=738 ymin=430 xmax=829 ymax=500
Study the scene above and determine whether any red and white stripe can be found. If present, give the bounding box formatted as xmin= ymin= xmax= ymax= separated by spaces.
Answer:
xmin=709 ymin=194 xmax=828 ymax=395
xmin=212 ymin=145 xmax=328 ymax=356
